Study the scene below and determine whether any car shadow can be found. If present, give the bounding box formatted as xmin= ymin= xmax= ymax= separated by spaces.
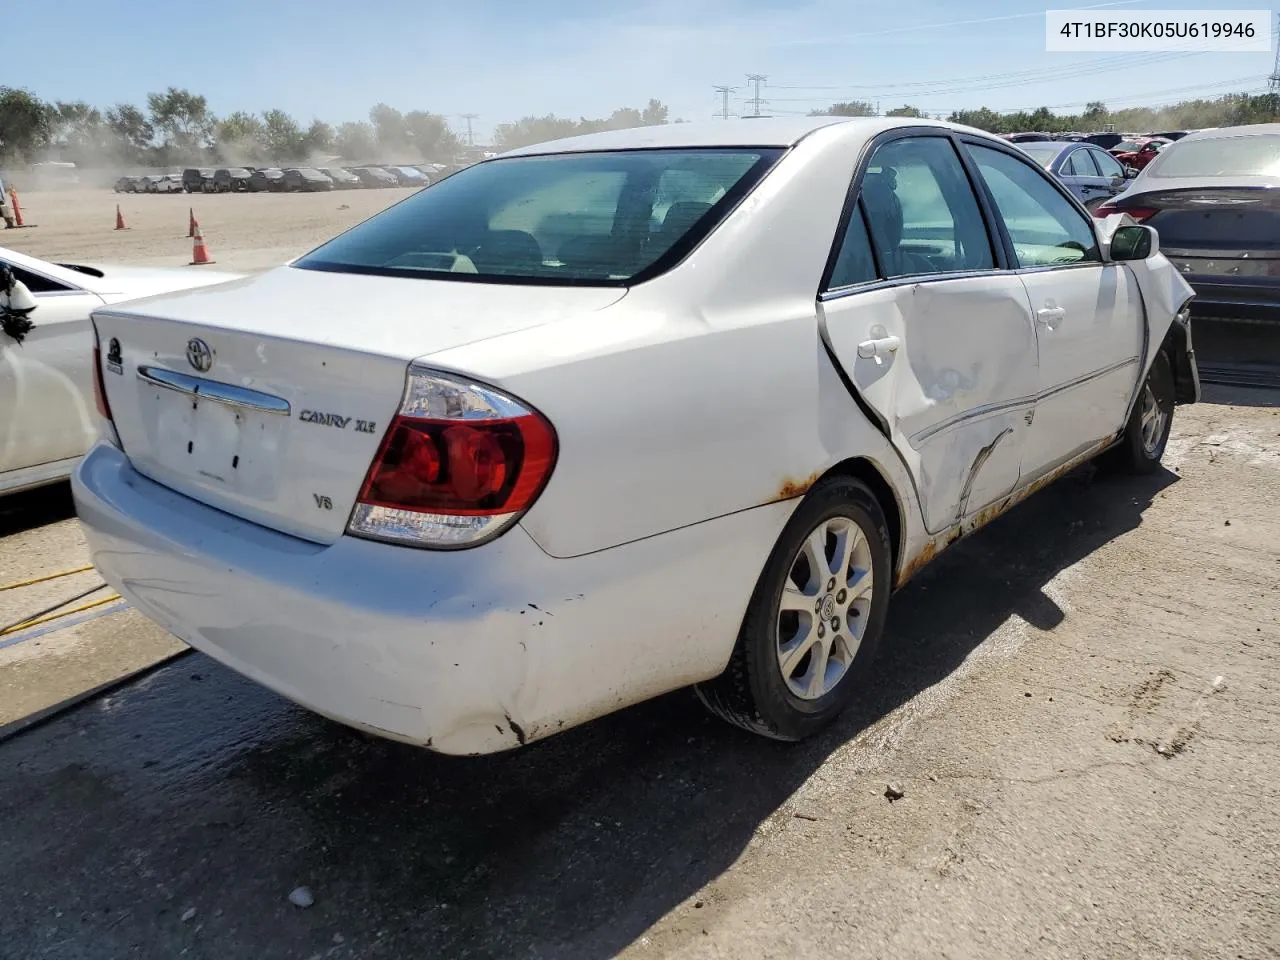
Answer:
xmin=0 ymin=479 xmax=76 ymax=537
xmin=0 ymin=464 xmax=1177 ymax=959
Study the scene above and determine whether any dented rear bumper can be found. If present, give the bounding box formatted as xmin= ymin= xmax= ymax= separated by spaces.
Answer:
xmin=72 ymin=442 xmax=788 ymax=754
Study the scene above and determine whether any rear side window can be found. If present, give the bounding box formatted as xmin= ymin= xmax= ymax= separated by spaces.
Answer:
xmin=296 ymin=148 xmax=782 ymax=286
xmin=1146 ymin=135 xmax=1280 ymax=178
xmin=966 ymin=144 xmax=1100 ymax=268
xmin=1063 ymin=150 xmax=1099 ymax=177
xmin=827 ymin=203 xmax=879 ymax=289
xmin=858 ymin=136 xmax=994 ymax=279
xmin=0 ymin=260 xmax=72 ymax=294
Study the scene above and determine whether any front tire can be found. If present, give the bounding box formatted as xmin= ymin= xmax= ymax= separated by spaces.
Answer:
xmin=1104 ymin=350 xmax=1175 ymax=474
xmin=696 ymin=476 xmax=892 ymax=741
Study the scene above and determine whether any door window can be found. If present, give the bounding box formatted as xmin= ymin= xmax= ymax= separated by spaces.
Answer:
xmin=1063 ymin=149 xmax=1100 ymax=177
xmin=858 ymin=137 xmax=994 ymax=279
xmin=1091 ymin=149 xmax=1126 ymax=179
xmin=965 ymin=144 xmax=1101 ymax=268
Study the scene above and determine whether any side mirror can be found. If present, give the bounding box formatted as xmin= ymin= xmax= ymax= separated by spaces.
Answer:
xmin=1109 ymin=224 xmax=1159 ymax=261
xmin=1124 ymin=166 xmax=1139 ymax=179
xmin=0 ymin=268 xmax=38 ymax=344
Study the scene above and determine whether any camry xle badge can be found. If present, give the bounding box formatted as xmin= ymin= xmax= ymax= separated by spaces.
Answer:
xmin=106 ymin=337 xmax=123 ymax=375
xmin=186 ymin=337 xmax=214 ymax=372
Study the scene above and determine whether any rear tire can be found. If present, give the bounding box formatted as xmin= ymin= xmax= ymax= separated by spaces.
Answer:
xmin=1102 ymin=350 xmax=1175 ymax=474
xmin=695 ymin=476 xmax=892 ymax=742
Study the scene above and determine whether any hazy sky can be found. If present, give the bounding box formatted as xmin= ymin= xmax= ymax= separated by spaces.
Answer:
xmin=8 ymin=0 xmax=1275 ymax=140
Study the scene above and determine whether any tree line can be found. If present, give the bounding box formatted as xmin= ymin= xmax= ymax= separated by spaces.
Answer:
xmin=813 ymin=91 xmax=1280 ymax=133
xmin=0 ymin=86 xmax=676 ymax=168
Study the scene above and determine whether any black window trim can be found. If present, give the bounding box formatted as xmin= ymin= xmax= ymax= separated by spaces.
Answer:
xmin=1062 ymin=146 xmax=1095 ymax=178
xmin=0 ymin=257 xmax=80 ymax=296
xmin=295 ymin=146 xmax=788 ymax=289
xmin=954 ymin=133 xmax=1107 ymax=276
xmin=819 ymin=125 xmax=1014 ymax=302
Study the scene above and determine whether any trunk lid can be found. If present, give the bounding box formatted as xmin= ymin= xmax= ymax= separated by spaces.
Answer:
xmin=1124 ymin=181 xmax=1280 ymax=259
xmin=93 ymin=266 xmax=626 ymax=544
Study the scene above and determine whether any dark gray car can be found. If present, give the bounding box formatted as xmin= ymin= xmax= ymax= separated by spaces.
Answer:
xmin=1016 ymin=141 xmax=1133 ymax=211
xmin=1099 ymin=123 xmax=1280 ymax=330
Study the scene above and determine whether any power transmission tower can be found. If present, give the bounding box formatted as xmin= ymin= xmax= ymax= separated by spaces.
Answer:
xmin=460 ymin=113 xmax=478 ymax=146
xmin=1269 ymin=15 xmax=1280 ymax=93
xmin=745 ymin=74 xmax=768 ymax=116
xmin=712 ymin=85 xmax=737 ymax=119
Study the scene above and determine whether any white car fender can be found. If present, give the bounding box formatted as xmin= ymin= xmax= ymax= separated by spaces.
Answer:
xmin=1097 ymin=213 xmax=1196 ymax=380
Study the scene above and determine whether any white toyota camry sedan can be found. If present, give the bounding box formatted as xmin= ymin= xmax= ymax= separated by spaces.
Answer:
xmin=1 ymin=247 xmax=241 ymax=495
xmin=73 ymin=117 xmax=1199 ymax=755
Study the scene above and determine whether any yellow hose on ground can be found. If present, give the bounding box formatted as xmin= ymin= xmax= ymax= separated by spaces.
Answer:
xmin=0 ymin=565 xmax=96 ymax=593
xmin=0 ymin=593 xmax=123 ymax=637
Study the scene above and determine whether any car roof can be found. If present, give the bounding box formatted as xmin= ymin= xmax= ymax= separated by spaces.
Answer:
xmin=497 ymin=116 xmax=979 ymax=157
xmin=1179 ymin=122 xmax=1280 ymax=143
xmin=1019 ymin=140 xmax=1072 ymax=156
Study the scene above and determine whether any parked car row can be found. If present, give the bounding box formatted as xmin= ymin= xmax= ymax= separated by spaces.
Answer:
xmin=114 ymin=163 xmax=452 ymax=195
xmin=1004 ymin=130 xmax=1193 ymax=148
xmin=113 ymin=173 xmax=185 ymax=193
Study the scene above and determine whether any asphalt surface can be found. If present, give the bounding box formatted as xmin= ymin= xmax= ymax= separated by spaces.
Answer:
xmin=1 ymin=379 xmax=1279 ymax=959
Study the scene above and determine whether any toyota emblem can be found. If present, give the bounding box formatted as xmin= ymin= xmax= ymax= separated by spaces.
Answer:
xmin=186 ymin=337 xmax=214 ymax=373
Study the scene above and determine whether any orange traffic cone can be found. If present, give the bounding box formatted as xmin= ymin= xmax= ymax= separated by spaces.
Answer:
xmin=190 ymin=227 xmax=215 ymax=265
xmin=188 ymin=207 xmax=197 ymax=238
xmin=115 ymin=204 xmax=128 ymax=230
xmin=8 ymin=188 xmax=26 ymax=227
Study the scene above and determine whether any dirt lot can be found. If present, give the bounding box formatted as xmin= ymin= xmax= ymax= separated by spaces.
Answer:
xmin=2 ymin=187 xmax=415 ymax=272
xmin=1 ymin=192 xmax=1278 ymax=959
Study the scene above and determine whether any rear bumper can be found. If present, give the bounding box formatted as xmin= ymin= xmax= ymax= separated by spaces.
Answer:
xmin=72 ymin=443 xmax=788 ymax=754
xmin=1181 ymin=276 xmax=1280 ymax=326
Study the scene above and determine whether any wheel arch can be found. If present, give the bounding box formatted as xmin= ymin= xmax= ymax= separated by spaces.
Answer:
xmin=1159 ymin=307 xmax=1200 ymax=405
xmin=799 ymin=456 xmax=905 ymax=587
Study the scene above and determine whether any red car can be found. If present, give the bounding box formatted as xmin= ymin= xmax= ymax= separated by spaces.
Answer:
xmin=1109 ymin=137 xmax=1171 ymax=172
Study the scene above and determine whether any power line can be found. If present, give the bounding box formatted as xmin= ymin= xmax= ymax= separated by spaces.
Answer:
xmin=1270 ymin=14 xmax=1280 ymax=93
xmin=768 ymin=74 xmax=1260 ymax=109
xmin=745 ymin=74 xmax=768 ymax=117
xmin=458 ymin=113 xmax=478 ymax=146
xmin=712 ymin=85 xmax=737 ymax=120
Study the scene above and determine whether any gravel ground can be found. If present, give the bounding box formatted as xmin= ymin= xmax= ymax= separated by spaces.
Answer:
xmin=0 ymin=385 xmax=1277 ymax=960
xmin=2 ymin=187 xmax=414 ymax=272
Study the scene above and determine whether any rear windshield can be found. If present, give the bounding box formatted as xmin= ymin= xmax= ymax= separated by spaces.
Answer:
xmin=1146 ymin=135 xmax=1280 ymax=178
xmin=1018 ymin=144 xmax=1062 ymax=169
xmin=295 ymin=148 xmax=781 ymax=285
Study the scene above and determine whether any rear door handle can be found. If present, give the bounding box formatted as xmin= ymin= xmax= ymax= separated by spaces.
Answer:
xmin=857 ymin=335 xmax=901 ymax=360
xmin=1036 ymin=307 xmax=1066 ymax=326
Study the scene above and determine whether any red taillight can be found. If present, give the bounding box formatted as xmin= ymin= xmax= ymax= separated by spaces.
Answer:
xmin=1094 ymin=202 xmax=1157 ymax=222
xmin=357 ymin=414 xmax=553 ymax=516
xmin=348 ymin=368 xmax=557 ymax=548
xmin=91 ymin=328 xmax=112 ymax=422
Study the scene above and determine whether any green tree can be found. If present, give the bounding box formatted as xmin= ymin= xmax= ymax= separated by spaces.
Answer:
xmin=0 ymin=87 xmax=52 ymax=162
xmin=403 ymin=111 xmax=459 ymax=161
xmin=105 ymin=103 xmax=154 ymax=160
xmin=303 ymin=119 xmax=334 ymax=156
xmin=261 ymin=109 xmax=304 ymax=162
xmin=334 ymin=121 xmax=376 ymax=161
xmin=640 ymin=98 xmax=669 ymax=125
xmin=492 ymin=114 xmax=583 ymax=151
xmin=147 ymin=87 xmax=214 ymax=158
xmin=369 ymin=103 xmax=407 ymax=153
xmin=885 ymin=105 xmax=924 ymax=118
xmin=214 ymin=112 xmax=267 ymax=162
xmin=811 ymin=100 xmax=876 ymax=117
